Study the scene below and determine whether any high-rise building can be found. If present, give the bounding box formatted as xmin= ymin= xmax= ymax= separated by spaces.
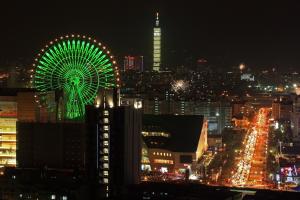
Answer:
xmin=0 ymin=88 xmax=37 ymax=173
xmin=232 ymin=101 xmax=246 ymax=117
xmin=85 ymin=89 xmax=141 ymax=199
xmin=153 ymin=12 xmax=161 ymax=72
xmin=291 ymin=95 xmax=300 ymax=140
xmin=123 ymin=56 xmax=144 ymax=71
xmin=16 ymin=88 xmax=141 ymax=199
xmin=272 ymin=96 xmax=293 ymax=120
xmin=194 ymin=101 xmax=232 ymax=135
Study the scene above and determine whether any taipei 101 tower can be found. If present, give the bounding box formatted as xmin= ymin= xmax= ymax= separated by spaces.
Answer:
xmin=153 ymin=12 xmax=161 ymax=71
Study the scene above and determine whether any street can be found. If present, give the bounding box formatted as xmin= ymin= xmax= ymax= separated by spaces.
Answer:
xmin=231 ymin=108 xmax=271 ymax=188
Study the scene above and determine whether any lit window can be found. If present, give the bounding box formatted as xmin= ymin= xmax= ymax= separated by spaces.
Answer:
xmin=103 ymin=141 xmax=109 ymax=146
xmin=104 ymin=148 xmax=109 ymax=154
xmin=51 ymin=194 xmax=56 ymax=200
xmin=104 ymin=125 xmax=109 ymax=131
xmin=153 ymin=159 xmax=174 ymax=164
xmin=103 ymin=156 xmax=109 ymax=161
xmin=103 ymin=163 xmax=109 ymax=169
xmin=160 ymin=153 xmax=162 ymax=156
xmin=163 ymin=153 xmax=166 ymax=156
xmin=104 ymin=170 xmax=109 ymax=176
xmin=104 ymin=178 xmax=109 ymax=183
xmin=142 ymin=131 xmax=148 ymax=136
xmin=104 ymin=133 xmax=109 ymax=139
xmin=153 ymin=152 xmax=156 ymax=155
xmin=104 ymin=110 xmax=109 ymax=116
xmin=62 ymin=196 xmax=67 ymax=200
xmin=104 ymin=118 xmax=109 ymax=123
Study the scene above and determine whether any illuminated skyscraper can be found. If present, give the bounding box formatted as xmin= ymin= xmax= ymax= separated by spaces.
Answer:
xmin=153 ymin=12 xmax=161 ymax=71
xmin=86 ymin=89 xmax=141 ymax=198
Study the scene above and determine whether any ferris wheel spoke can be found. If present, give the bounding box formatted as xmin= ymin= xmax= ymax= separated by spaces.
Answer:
xmin=72 ymin=40 xmax=80 ymax=70
xmin=59 ymin=42 xmax=73 ymax=70
xmin=81 ymin=89 xmax=93 ymax=104
xmin=78 ymin=41 xmax=87 ymax=69
xmin=92 ymin=50 xmax=104 ymax=64
xmin=85 ymin=44 xmax=95 ymax=61
xmin=53 ymin=46 xmax=66 ymax=63
xmin=69 ymin=40 xmax=78 ymax=71
xmin=49 ymin=48 xmax=61 ymax=62
xmin=89 ymin=47 xmax=101 ymax=64
xmin=96 ymin=55 xmax=107 ymax=66
xmin=64 ymin=42 xmax=74 ymax=70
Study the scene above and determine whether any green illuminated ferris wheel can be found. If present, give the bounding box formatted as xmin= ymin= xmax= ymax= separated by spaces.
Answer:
xmin=33 ymin=34 xmax=120 ymax=119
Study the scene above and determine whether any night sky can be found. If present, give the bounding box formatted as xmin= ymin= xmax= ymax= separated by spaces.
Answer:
xmin=1 ymin=1 xmax=300 ymax=70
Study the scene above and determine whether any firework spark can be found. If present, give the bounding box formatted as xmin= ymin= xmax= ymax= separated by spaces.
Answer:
xmin=171 ymin=80 xmax=189 ymax=93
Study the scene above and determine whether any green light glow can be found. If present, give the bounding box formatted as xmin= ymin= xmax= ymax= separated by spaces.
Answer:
xmin=34 ymin=38 xmax=116 ymax=119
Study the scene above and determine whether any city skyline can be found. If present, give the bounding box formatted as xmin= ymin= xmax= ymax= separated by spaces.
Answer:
xmin=1 ymin=1 xmax=300 ymax=69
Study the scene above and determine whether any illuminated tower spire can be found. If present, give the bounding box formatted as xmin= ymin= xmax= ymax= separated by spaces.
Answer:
xmin=153 ymin=12 xmax=161 ymax=72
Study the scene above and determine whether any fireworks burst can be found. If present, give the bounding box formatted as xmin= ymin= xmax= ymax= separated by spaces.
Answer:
xmin=171 ymin=80 xmax=189 ymax=93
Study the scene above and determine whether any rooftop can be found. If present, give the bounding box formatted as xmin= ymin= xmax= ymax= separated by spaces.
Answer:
xmin=143 ymin=114 xmax=204 ymax=152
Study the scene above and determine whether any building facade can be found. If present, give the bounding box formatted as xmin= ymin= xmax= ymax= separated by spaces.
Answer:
xmin=153 ymin=12 xmax=161 ymax=72
xmin=291 ymin=95 xmax=300 ymax=140
xmin=143 ymin=100 xmax=231 ymax=135
xmin=0 ymin=88 xmax=37 ymax=173
xmin=272 ymin=96 xmax=293 ymax=121
xmin=142 ymin=115 xmax=208 ymax=174
xmin=16 ymin=122 xmax=86 ymax=169
xmin=85 ymin=89 xmax=141 ymax=198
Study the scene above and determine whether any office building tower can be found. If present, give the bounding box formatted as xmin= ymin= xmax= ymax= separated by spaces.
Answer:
xmin=272 ymin=96 xmax=293 ymax=120
xmin=291 ymin=95 xmax=300 ymax=140
xmin=153 ymin=12 xmax=161 ymax=71
xmin=85 ymin=89 xmax=141 ymax=198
